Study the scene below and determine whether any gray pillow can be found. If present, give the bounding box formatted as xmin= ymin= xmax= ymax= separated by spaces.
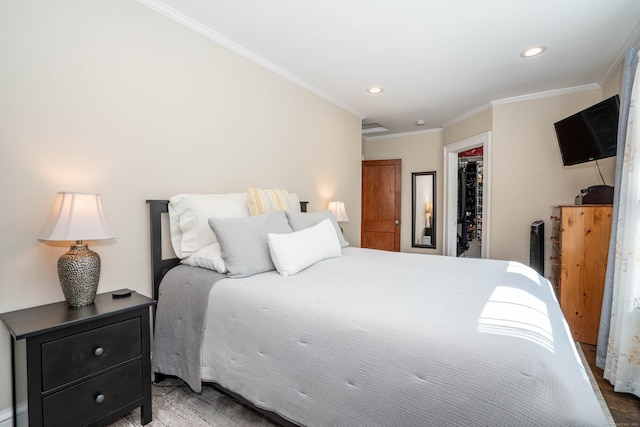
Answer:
xmin=285 ymin=210 xmax=349 ymax=248
xmin=209 ymin=210 xmax=292 ymax=277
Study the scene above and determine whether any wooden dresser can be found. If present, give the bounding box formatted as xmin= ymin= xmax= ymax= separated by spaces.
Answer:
xmin=550 ymin=205 xmax=613 ymax=344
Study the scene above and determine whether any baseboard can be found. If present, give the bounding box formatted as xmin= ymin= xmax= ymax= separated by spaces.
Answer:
xmin=0 ymin=405 xmax=27 ymax=427
xmin=0 ymin=407 xmax=12 ymax=427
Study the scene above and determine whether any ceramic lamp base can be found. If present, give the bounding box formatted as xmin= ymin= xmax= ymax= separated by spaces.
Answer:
xmin=57 ymin=243 xmax=101 ymax=307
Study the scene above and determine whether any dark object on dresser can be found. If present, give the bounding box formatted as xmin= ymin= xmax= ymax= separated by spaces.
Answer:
xmin=575 ymin=185 xmax=614 ymax=205
xmin=0 ymin=291 xmax=156 ymax=427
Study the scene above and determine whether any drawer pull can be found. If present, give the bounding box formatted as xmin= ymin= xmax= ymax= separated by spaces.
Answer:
xmin=95 ymin=393 xmax=105 ymax=404
xmin=94 ymin=347 xmax=104 ymax=357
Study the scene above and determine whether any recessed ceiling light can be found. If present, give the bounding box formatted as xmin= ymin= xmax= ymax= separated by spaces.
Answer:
xmin=520 ymin=46 xmax=546 ymax=58
xmin=416 ymin=120 xmax=426 ymax=126
xmin=367 ymin=87 xmax=384 ymax=94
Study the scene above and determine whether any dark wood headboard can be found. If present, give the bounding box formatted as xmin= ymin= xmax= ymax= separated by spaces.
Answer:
xmin=146 ymin=200 xmax=180 ymax=303
xmin=146 ymin=198 xmax=309 ymax=303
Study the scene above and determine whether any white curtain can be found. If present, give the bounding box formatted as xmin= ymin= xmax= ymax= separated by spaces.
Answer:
xmin=603 ymin=50 xmax=640 ymax=396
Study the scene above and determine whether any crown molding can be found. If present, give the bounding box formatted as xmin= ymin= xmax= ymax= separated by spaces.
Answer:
xmin=490 ymin=83 xmax=601 ymax=106
xmin=442 ymin=102 xmax=492 ymax=128
xmin=136 ymin=0 xmax=366 ymax=120
xmin=599 ymin=19 xmax=640 ymax=87
xmin=443 ymin=83 xmax=602 ymax=128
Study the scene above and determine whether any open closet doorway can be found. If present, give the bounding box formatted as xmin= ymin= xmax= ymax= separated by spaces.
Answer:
xmin=443 ymin=132 xmax=491 ymax=258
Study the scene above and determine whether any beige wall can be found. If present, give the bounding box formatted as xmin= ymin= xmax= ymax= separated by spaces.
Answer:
xmin=444 ymin=106 xmax=492 ymax=145
xmin=363 ymin=131 xmax=444 ymax=253
xmin=0 ymin=0 xmax=362 ymax=415
xmin=490 ymin=89 xmax=615 ymax=265
xmin=603 ymin=61 xmax=623 ymax=99
xmin=366 ymin=88 xmax=618 ymax=269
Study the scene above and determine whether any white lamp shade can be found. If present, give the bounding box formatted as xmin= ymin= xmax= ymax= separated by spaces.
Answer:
xmin=328 ymin=201 xmax=350 ymax=222
xmin=39 ymin=192 xmax=115 ymax=241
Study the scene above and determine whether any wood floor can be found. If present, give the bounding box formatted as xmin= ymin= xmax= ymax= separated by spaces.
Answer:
xmin=581 ymin=343 xmax=640 ymax=425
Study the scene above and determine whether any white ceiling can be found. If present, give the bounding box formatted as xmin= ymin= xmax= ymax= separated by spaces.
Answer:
xmin=140 ymin=0 xmax=640 ymax=136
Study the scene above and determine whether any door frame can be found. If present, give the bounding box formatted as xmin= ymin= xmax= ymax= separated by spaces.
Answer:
xmin=443 ymin=132 xmax=491 ymax=258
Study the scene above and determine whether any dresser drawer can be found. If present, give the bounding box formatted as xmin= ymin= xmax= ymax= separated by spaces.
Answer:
xmin=42 ymin=317 xmax=141 ymax=391
xmin=42 ymin=360 xmax=143 ymax=427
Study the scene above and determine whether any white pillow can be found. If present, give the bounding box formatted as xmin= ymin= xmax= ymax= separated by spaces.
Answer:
xmin=180 ymin=242 xmax=227 ymax=273
xmin=268 ymin=219 xmax=341 ymax=276
xmin=288 ymin=193 xmax=302 ymax=214
xmin=168 ymin=193 xmax=249 ymax=258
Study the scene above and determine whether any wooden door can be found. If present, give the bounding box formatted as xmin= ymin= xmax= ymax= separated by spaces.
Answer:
xmin=361 ymin=159 xmax=401 ymax=251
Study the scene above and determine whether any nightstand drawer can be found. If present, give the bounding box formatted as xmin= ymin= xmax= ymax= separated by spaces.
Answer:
xmin=42 ymin=317 xmax=141 ymax=391
xmin=42 ymin=360 xmax=143 ymax=427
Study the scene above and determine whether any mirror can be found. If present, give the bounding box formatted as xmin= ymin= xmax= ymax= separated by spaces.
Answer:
xmin=412 ymin=171 xmax=436 ymax=249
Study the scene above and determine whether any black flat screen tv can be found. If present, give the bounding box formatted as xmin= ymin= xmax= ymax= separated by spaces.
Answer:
xmin=553 ymin=95 xmax=620 ymax=166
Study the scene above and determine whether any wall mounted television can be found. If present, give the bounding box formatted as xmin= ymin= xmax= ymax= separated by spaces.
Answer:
xmin=553 ymin=95 xmax=620 ymax=166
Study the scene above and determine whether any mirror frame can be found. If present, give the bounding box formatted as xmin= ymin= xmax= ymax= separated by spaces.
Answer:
xmin=412 ymin=171 xmax=436 ymax=249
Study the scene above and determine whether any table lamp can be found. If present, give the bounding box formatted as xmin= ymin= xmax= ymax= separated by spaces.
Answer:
xmin=39 ymin=192 xmax=115 ymax=307
xmin=328 ymin=201 xmax=350 ymax=232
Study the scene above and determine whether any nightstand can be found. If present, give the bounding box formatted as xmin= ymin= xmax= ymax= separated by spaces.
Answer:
xmin=0 ymin=291 xmax=156 ymax=427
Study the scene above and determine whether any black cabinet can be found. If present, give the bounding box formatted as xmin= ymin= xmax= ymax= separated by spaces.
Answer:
xmin=0 ymin=292 xmax=156 ymax=427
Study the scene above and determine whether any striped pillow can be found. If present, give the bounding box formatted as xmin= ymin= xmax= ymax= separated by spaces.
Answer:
xmin=247 ymin=188 xmax=290 ymax=216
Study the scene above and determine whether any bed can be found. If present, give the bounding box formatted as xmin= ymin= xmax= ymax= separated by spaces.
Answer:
xmin=147 ymin=193 xmax=609 ymax=427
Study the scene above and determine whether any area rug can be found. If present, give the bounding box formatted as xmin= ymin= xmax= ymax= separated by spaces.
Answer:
xmin=107 ymin=378 xmax=275 ymax=427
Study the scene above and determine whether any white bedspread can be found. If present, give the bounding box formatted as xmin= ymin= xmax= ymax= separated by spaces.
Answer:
xmin=200 ymin=247 xmax=607 ymax=426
